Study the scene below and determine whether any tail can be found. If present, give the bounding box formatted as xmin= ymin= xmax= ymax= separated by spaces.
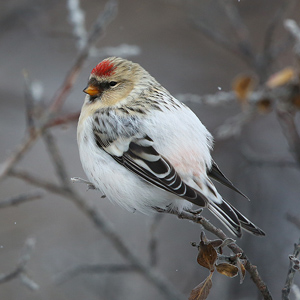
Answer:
xmin=207 ymin=199 xmax=242 ymax=237
xmin=207 ymin=198 xmax=265 ymax=237
xmin=228 ymin=202 xmax=265 ymax=236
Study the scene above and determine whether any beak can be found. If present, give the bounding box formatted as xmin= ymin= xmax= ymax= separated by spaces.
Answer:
xmin=83 ymin=85 xmax=100 ymax=96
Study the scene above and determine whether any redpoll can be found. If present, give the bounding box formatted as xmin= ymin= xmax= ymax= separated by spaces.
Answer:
xmin=77 ymin=57 xmax=265 ymax=237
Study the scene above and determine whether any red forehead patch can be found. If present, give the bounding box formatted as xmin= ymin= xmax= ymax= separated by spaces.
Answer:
xmin=91 ymin=60 xmax=116 ymax=77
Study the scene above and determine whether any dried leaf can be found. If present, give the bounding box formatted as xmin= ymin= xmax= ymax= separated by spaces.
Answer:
xmin=232 ymin=74 xmax=257 ymax=102
xmin=292 ymin=95 xmax=300 ymax=109
xmin=236 ymin=258 xmax=246 ymax=283
xmin=189 ymin=272 xmax=213 ymax=300
xmin=197 ymin=242 xmax=218 ymax=271
xmin=208 ymin=239 xmax=223 ymax=249
xmin=266 ymin=67 xmax=295 ymax=88
xmin=256 ymin=98 xmax=272 ymax=113
xmin=216 ymin=263 xmax=239 ymax=278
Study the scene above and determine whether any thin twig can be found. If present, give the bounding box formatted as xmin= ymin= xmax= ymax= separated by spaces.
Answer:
xmin=0 ymin=191 xmax=43 ymax=209
xmin=156 ymin=208 xmax=273 ymax=300
xmin=9 ymin=169 xmax=70 ymax=197
xmin=285 ymin=19 xmax=300 ymax=59
xmin=46 ymin=111 xmax=80 ymax=128
xmin=42 ymin=129 xmax=72 ymax=188
xmin=220 ymin=0 xmax=254 ymax=63
xmin=286 ymin=213 xmax=300 ymax=230
xmin=49 ymin=0 xmax=118 ymax=113
xmin=9 ymin=169 xmax=185 ymax=300
xmin=0 ymin=238 xmax=38 ymax=291
xmin=263 ymin=1 xmax=295 ymax=70
xmin=148 ymin=214 xmax=164 ymax=266
xmin=55 ymin=264 xmax=135 ymax=284
xmin=282 ymin=239 xmax=300 ymax=300
xmin=276 ymin=104 xmax=300 ymax=166
xmin=0 ymin=0 xmax=118 ymax=183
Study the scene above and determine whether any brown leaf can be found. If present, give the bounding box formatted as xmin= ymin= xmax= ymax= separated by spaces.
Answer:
xmin=189 ymin=272 xmax=213 ymax=300
xmin=266 ymin=67 xmax=295 ymax=88
xmin=197 ymin=242 xmax=218 ymax=271
xmin=216 ymin=263 xmax=239 ymax=278
xmin=292 ymin=94 xmax=300 ymax=109
xmin=232 ymin=74 xmax=257 ymax=102
xmin=256 ymin=98 xmax=272 ymax=113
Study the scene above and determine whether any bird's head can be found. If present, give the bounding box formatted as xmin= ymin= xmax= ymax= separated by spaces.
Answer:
xmin=83 ymin=57 xmax=144 ymax=108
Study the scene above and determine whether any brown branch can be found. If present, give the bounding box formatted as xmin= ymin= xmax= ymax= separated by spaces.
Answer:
xmin=156 ymin=208 xmax=273 ymax=300
xmin=9 ymin=169 xmax=185 ymax=300
xmin=42 ymin=129 xmax=72 ymax=188
xmin=0 ymin=0 xmax=117 ymax=183
xmin=46 ymin=111 xmax=80 ymax=128
xmin=282 ymin=239 xmax=300 ymax=300
xmin=49 ymin=0 xmax=117 ymax=113
xmin=276 ymin=104 xmax=300 ymax=166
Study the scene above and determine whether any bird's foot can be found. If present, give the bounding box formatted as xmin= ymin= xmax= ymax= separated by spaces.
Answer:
xmin=71 ymin=177 xmax=106 ymax=198
xmin=71 ymin=177 xmax=96 ymax=190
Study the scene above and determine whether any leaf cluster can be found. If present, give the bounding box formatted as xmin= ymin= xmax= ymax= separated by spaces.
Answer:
xmin=189 ymin=232 xmax=245 ymax=300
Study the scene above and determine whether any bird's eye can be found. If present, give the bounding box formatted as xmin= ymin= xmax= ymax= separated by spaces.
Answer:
xmin=109 ymin=81 xmax=117 ymax=87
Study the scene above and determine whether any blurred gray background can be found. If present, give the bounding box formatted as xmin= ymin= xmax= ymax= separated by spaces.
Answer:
xmin=1 ymin=0 xmax=300 ymax=299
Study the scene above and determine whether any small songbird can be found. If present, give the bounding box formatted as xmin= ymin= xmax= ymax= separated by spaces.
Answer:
xmin=77 ymin=57 xmax=265 ymax=237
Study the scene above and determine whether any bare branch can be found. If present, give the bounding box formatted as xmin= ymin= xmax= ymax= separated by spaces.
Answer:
xmin=0 ymin=238 xmax=39 ymax=291
xmin=9 ymin=169 xmax=185 ymax=300
xmin=282 ymin=239 xmax=300 ymax=300
xmin=176 ymin=91 xmax=237 ymax=106
xmin=67 ymin=0 xmax=87 ymax=50
xmin=276 ymin=104 xmax=300 ymax=166
xmin=0 ymin=0 xmax=118 ymax=183
xmin=9 ymin=169 xmax=70 ymax=198
xmin=42 ymin=129 xmax=72 ymax=189
xmin=46 ymin=111 xmax=80 ymax=128
xmin=155 ymin=208 xmax=273 ymax=300
xmin=55 ymin=264 xmax=135 ymax=284
xmin=263 ymin=1 xmax=296 ymax=66
xmin=285 ymin=19 xmax=300 ymax=59
xmin=286 ymin=213 xmax=300 ymax=231
xmin=0 ymin=191 xmax=43 ymax=209
xmin=148 ymin=214 xmax=164 ymax=266
xmin=220 ymin=0 xmax=254 ymax=63
xmin=90 ymin=43 xmax=141 ymax=58
xmin=49 ymin=0 xmax=118 ymax=113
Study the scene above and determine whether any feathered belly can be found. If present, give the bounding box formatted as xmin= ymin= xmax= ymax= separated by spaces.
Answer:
xmin=79 ymin=138 xmax=192 ymax=214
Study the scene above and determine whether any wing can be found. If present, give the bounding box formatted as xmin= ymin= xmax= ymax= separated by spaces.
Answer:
xmin=208 ymin=161 xmax=249 ymax=200
xmin=93 ymin=123 xmax=207 ymax=207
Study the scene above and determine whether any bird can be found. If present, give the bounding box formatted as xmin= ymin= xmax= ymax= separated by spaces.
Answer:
xmin=77 ymin=57 xmax=265 ymax=237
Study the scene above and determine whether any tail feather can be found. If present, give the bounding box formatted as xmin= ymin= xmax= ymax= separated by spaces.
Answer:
xmin=207 ymin=200 xmax=242 ymax=237
xmin=227 ymin=202 xmax=265 ymax=236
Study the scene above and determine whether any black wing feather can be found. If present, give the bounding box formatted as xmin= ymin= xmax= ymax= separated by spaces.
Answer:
xmin=93 ymin=131 xmax=206 ymax=207
xmin=208 ymin=161 xmax=249 ymax=200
